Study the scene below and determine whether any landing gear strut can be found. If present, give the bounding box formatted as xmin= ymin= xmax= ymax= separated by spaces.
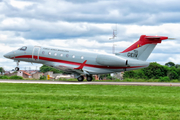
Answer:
xmin=15 ymin=61 xmax=20 ymax=71
xmin=77 ymin=76 xmax=84 ymax=82
xmin=86 ymin=75 xmax=93 ymax=82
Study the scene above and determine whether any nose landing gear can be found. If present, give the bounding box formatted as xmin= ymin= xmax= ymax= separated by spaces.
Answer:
xmin=15 ymin=67 xmax=19 ymax=71
xmin=15 ymin=61 xmax=20 ymax=71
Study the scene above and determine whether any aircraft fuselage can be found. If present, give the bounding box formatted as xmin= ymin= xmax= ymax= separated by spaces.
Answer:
xmin=4 ymin=46 xmax=149 ymax=75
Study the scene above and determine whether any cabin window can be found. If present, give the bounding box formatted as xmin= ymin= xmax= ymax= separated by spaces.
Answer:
xmin=72 ymin=55 xmax=75 ymax=58
xmin=42 ymin=51 xmax=45 ymax=55
xmin=81 ymin=56 xmax=84 ymax=59
xmin=48 ymin=52 xmax=51 ymax=55
xmin=60 ymin=53 xmax=63 ymax=57
xmin=18 ymin=46 xmax=27 ymax=51
xmin=54 ymin=53 xmax=57 ymax=56
xmin=66 ymin=54 xmax=69 ymax=58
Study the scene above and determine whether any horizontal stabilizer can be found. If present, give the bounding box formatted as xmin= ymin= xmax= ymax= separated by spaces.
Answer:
xmin=145 ymin=36 xmax=168 ymax=40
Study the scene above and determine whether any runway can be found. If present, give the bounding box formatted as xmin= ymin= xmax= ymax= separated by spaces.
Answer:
xmin=0 ymin=80 xmax=180 ymax=86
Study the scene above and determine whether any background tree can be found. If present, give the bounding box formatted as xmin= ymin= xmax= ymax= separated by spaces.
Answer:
xmin=167 ymin=66 xmax=179 ymax=80
xmin=165 ymin=62 xmax=175 ymax=67
xmin=134 ymin=69 xmax=147 ymax=79
xmin=124 ymin=62 xmax=170 ymax=79
xmin=40 ymin=65 xmax=63 ymax=73
xmin=123 ymin=70 xmax=136 ymax=79
xmin=176 ymin=68 xmax=180 ymax=76
xmin=0 ymin=67 xmax=5 ymax=75
xmin=142 ymin=62 xmax=168 ymax=79
xmin=99 ymin=74 xmax=111 ymax=80
xmin=175 ymin=64 xmax=180 ymax=68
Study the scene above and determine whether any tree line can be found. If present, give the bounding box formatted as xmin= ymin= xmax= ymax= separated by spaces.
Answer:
xmin=1 ymin=62 xmax=180 ymax=82
xmin=40 ymin=65 xmax=63 ymax=73
xmin=123 ymin=62 xmax=180 ymax=81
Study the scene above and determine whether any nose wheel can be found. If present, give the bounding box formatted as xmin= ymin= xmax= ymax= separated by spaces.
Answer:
xmin=15 ymin=61 xmax=20 ymax=71
xmin=15 ymin=67 xmax=19 ymax=71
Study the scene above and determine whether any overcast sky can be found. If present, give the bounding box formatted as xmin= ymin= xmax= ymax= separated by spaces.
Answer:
xmin=1 ymin=0 xmax=180 ymax=71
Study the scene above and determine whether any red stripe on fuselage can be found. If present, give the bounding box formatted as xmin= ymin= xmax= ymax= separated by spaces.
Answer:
xmin=15 ymin=55 xmax=146 ymax=69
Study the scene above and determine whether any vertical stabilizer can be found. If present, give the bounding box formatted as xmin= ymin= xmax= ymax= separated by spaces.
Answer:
xmin=116 ymin=35 xmax=168 ymax=61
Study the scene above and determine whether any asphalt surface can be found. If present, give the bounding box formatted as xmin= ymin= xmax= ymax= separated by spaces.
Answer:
xmin=0 ymin=80 xmax=180 ymax=86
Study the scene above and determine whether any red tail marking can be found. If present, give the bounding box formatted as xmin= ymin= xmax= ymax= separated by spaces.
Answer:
xmin=121 ymin=35 xmax=168 ymax=53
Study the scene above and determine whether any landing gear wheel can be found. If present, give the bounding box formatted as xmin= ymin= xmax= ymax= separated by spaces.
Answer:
xmin=86 ymin=75 xmax=93 ymax=82
xmin=15 ymin=67 xmax=19 ymax=71
xmin=77 ymin=76 xmax=84 ymax=82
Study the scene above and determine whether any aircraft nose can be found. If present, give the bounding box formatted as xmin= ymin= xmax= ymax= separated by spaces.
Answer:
xmin=4 ymin=53 xmax=8 ymax=58
xmin=4 ymin=52 xmax=12 ymax=58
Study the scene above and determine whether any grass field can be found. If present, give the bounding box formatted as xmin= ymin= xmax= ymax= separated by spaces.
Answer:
xmin=1 ymin=83 xmax=180 ymax=119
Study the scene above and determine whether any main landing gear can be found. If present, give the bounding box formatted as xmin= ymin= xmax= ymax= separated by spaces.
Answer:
xmin=77 ymin=75 xmax=93 ymax=82
xmin=77 ymin=76 xmax=84 ymax=82
xmin=86 ymin=75 xmax=93 ymax=82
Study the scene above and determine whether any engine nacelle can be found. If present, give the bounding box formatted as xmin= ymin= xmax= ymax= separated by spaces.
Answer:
xmin=96 ymin=54 xmax=127 ymax=67
xmin=127 ymin=58 xmax=149 ymax=67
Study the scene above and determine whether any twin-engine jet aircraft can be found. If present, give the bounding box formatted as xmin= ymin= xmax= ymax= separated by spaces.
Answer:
xmin=4 ymin=35 xmax=168 ymax=81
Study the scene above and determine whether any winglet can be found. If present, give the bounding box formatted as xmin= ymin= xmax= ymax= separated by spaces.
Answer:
xmin=74 ymin=60 xmax=87 ymax=70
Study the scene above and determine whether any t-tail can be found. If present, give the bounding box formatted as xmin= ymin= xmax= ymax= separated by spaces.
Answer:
xmin=116 ymin=35 xmax=168 ymax=61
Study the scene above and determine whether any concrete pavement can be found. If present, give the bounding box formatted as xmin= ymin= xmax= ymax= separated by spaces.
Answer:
xmin=0 ymin=80 xmax=180 ymax=86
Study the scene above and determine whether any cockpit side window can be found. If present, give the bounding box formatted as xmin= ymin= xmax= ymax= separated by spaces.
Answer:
xmin=18 ymin=46 xmax=27 ymax=51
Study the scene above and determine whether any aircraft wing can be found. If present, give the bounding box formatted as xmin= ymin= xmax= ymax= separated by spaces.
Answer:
xmin=44 ymin=60 xmax=88 ymax=75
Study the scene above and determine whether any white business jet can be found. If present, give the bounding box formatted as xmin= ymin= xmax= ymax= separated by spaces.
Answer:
xmin=4 ymin=35 xmax=168 ymax=81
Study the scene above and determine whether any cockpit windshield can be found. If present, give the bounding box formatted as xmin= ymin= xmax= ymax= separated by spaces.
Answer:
xmin=18 ymin=46 xmax=27 ymax=51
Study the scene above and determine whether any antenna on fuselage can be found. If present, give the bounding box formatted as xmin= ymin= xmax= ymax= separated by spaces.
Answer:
xmin=109 ymin=25 xmax=117 ymax=54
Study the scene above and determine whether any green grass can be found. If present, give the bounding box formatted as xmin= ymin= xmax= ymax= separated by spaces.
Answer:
xmin=1 ymin=83 xmax=180 ymax=119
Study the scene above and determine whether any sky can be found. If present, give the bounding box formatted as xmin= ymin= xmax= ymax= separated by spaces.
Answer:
xmin=1 ymin=0 xmax=180 ymax=71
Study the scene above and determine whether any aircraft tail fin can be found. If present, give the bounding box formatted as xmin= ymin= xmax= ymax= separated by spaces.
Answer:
xmin=116 ymin=35 xmax=168 ymax=61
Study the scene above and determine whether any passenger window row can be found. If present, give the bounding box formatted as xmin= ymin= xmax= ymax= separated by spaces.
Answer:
xmin=42 ymin=51 xmax=84 ymax=59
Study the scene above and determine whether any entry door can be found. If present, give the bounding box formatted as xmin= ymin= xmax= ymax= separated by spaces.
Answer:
xmin=32 ymin=46 xmax=41 ymax=61
xmin=13 ymin=51 xmax=16 ymax=59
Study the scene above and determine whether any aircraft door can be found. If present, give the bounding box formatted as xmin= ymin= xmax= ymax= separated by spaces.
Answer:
xmin=13 ymin=51 xmax=16 ymax=59
xmin=32 ymin=46 xmax=41 ymax=61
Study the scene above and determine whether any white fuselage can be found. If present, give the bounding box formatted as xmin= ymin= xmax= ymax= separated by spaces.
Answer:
xmin=4 ymin=45 xmax=149 ymax=75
